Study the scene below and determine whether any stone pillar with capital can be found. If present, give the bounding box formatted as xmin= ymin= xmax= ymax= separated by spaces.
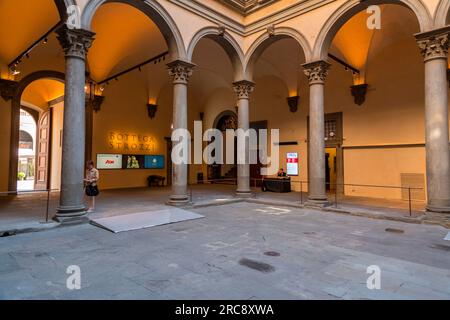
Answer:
xmin=233 ymin=80 xmax=254 ymax=196
xmin=55 ymin=25 xmax=95 ymax=223
xmin=302 ymin=60 xmax=331 ymax=206
xmin=167 ymin=60 xmax=195 ymax=205
xmin=416 ymin=27 xmax=450 ymax=215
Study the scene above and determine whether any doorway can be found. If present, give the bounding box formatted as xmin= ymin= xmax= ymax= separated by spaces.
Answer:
xmin=17 ymin=108 xmax=38 ymax=191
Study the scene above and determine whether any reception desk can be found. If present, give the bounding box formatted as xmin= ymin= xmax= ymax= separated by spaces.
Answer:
xmin=261 ymin=177 xmax=291 ymax=193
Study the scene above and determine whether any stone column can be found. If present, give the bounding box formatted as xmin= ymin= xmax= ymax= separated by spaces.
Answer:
xmin=167 ymin=60 xmax=195 ymax=205
xmin=233 ymin=80 xmax=254 ymax=197
xmin=416 ymin=27 xmax=450 ymax=214
xmin=302 ymin=60 xmax=331 ymax=206
xmin=55 ymin=25 xmax=95 ymax=223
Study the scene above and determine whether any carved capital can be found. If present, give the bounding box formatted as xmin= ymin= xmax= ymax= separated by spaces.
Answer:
xmin=302 ymin=60 xmax=331 ymax=84
xmin=415 ymin=27 xmax=450 ymax=61
xmin=167 ymin=60 xmax=195 ymax=84
xmin=233 ymin=80 xmax=255 ymax=100
xmin=56 ymin=24 xmax=95 ymax=60
xmin=0 ymin=79 xmax=18 ymax=102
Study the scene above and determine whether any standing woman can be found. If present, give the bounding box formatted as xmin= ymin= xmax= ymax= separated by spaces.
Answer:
xmin=84 ymin=160 xmax=100 ymax=213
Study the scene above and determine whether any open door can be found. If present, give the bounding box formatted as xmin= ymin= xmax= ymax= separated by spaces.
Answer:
xmin=35 ymin=110 xmax=52 ymax=190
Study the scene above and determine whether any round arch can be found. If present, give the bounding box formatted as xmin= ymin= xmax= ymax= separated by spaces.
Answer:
xmin=81 ymin=0 xmax=186 ymax=61
xmin=9 ymin=70 xmax=66 ymax=192
xmin=435 ymin=0 xmax=450 ymax=27
xmin=212 ymin=109 xmax=238 ymax=130
xmin=312 ymin=0 xmax=433 ymax=60
xmin=244 ymin=26 xmax=312 ymax=81
xmin=187 ymin=27 xmax=245 ymax=81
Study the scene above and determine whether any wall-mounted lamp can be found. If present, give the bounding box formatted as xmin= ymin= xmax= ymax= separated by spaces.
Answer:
xmin=287 ymin=96 xmax=300 ymax=113
xmin=147 ymin=103 xmax=158 ymax=119
xmin=350 ymin=84 xmax=368 ymax=106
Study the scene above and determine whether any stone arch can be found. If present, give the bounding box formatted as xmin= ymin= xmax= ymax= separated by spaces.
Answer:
xmin=213 ymin=109 xmax=238 ymax=130
xmin=244 ymin=26 xmax=312 ymax=81
xmin=8 ymin=71 xmax=65 ymax=192
xmin=434 ymin=0 xmax=450 ymax=27
xmin=81 ymin=0 xmax=186 ymax=61
xmin=187 ymin=27 xmax=245 ymax=81
xmin=312 ymin=0 xmax=433 ymax=60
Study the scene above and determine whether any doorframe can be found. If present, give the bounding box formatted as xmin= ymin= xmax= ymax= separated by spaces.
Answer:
xmin=8 ymin=70 xmax=65 ymax=193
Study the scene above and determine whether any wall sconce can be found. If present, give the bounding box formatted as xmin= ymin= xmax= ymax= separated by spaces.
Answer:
xmin=350 ymin=84 xmax=368 ymax=106
xmin=287 ymin=96 xmax=300 ymax=113
xmin=147 ymin=103 xmax=158 ymax=119
xmin=85 ymin=95 xmax=105 ymax=113
xmin=0 ymin=78 xmax=18 ymax=102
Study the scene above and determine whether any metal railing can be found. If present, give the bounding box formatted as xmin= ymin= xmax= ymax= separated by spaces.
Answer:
xmin=249 ymin=178 xmax=424 ymax=216
xmin=187 ymin=177 xmax=424 ymax=216
xmin=0 ymin=189 xmax=60 ymax=223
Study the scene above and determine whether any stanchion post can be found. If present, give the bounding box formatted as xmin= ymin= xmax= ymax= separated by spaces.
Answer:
xmin=408 ymin=187 xmax=412 ymax=217
xmin=300 ymin=181 xmax=303 ymax=204
xmin=46 ymin=189 xmax=50 ymax=223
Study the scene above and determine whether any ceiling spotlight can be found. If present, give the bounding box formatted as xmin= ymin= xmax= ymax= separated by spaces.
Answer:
xmin=115 ymin=77 xmax=119 ymax=81
xmin=100 ymin=86 xmax=105 ymax=92
xmin=25 ymin=53 xmax=30 ymax=59
xmin=43 ymin=38 xmax=48 ymax=44
xmin=138 ymin=67 xmax=142 ymax=72
xmin=344 ymin=67 xmax=348 ymax=71
xmin=11 ymin=68 xmax=21 ymax=76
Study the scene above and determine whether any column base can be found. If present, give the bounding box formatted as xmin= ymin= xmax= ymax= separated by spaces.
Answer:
xmin=236 ymin=190 xmax=253 ymax=198
xmin=55 ymin=205 xmax=88 ymax=225
xmin=423 ymin=211 xmax=450 ymax=228
xmin=426 ymin=203 xmax=450 ymax=214
xmin=305 ymin=197 xmax=329 ymax=208
xmin=168 ymin=195 xmax=190 ymax=206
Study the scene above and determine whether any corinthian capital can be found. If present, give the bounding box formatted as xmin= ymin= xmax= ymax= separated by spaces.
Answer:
xmin=56 ymin=24 xmax=95 ymax=60
xmin=233 ymin=80 xmax=255 ymax=100
xmin=302 ymin=60 xmax=331 ymax=84
xmin=167 ymin=60 xmax=195 ymax=84
xmin=415 ymin=27 xmax=450 ymax=61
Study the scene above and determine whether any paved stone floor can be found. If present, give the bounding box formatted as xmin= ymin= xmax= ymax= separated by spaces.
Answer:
xmin=0 ymin=202 xmax=449 ymax=300
xmin=0 ymin=184 xmax=426 ymax=232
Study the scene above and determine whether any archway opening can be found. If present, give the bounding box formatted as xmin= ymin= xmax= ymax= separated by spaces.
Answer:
xmin=81 ymin=1 xmax=176 ymax=190
xmin=250 ymin=36 xmax=307 ymax=190
xmin=324 ymin=4 xmax=425 ymax=202
xmin=18 ymin=78 xmax=65 ymax=191
xmin=190 ymin=36 xmax=240 ymax=184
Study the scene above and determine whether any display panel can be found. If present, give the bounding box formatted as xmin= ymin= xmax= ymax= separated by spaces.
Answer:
xmin=97 ymin=154 xmax=123 ymax=170
xmin=122 ymin=155 xmax=145 ymax=169
xmin=286 ymin=152 xmax=299 ymax=176
xmin=144 ymin=155 xmax=165 ymax=169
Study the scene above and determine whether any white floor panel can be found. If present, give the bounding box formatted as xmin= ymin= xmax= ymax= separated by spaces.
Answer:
xmin=90 ymin=207 xmax=204 ymax=233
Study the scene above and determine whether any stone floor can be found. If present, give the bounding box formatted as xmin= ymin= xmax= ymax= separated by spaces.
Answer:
xmin=0 ymin=184 xmax=426 ymax=232
xmin=0 ymin=202 xmax=449 ymax=300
